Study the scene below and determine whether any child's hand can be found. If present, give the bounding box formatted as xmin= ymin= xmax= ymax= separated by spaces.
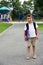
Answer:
xmin=24 ymin=36 xmax=26 ymax=40
xmin=36 ymin=35 xmax=38 ymax=40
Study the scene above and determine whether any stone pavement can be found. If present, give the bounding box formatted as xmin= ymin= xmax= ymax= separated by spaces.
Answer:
xmin=0 ymin=23 xmax=43 ymax=65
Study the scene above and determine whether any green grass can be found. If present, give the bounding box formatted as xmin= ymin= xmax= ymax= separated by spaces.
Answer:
xmin=0 ymin=22 xmax=12 ymax=33
xmin=38 ymin=24 xmax=43 ymax=30
xmin=0 ymin=22 xmax=43 ymax=33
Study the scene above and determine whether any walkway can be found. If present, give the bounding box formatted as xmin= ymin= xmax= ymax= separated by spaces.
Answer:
xmin=0 ymin=23 xmax=43 ymax=65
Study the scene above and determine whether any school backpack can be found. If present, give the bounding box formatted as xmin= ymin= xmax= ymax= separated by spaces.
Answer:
xmin=26 ymin=22 xmax=36 ymax=31
xmin=25 ymin=22 xmax=36 ymax=41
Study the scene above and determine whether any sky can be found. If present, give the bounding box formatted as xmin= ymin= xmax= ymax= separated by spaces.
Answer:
xmin=20 ymin=0 xmax=28 ymax=4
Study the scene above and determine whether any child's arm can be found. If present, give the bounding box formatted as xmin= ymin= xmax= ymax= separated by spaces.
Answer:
xmin=24 ymin=25 xmax=27 ymax=39
xmin=35 ymin=23 xmax=39 ymax=39
xmin=24 ymin=30 xmax=26 ymax=40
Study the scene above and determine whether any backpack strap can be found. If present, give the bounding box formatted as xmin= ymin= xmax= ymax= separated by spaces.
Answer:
xmin=26 ymin=23 xmax=29 ymax=30
xmin=33 ymin=22 xmax=36 ymax=31
xmin=33 ymin=22 xmax=37 ymax=35
xmin=26 ymin=22 xmax=36 ymax=31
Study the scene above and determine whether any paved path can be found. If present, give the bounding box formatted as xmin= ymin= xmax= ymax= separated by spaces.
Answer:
xmin=0 ymin=23 xmax=43 ymax=65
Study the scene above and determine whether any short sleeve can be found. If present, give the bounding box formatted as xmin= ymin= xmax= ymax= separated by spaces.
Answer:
xmin=24 ymin=25 xmax=27 ymax=30
xmin=36 ymin=23 xmax=38 ymax=28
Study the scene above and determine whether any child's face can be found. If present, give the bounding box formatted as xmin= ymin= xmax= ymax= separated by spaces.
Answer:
xmin=27 ymin=15 xmax=32 ymax=23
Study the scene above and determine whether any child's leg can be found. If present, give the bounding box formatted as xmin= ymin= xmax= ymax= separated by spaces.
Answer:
xmin=32 ymin=46 xmax=37 ymax=59
xmin=26 ymin=46 xmax=30 ymax=59
xmin=27 ymin=39 xmax=31 ymax=55
xmin=27 ymin=46 xmax=30 ymax=56
xmin=32 ymin=46 xmax=36 ymax=55
xmin=26 ymin=39 xmax=31 ymax=59
xmin=32 ymin=38 xmax=37 ymax=59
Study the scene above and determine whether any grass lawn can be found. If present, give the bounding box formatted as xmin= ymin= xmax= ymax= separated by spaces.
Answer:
xmin=0 ymin=22 xmax=43 ymax=33
xmin=38 ymin=24 xmax=43 ymax=30
xmin=0 ymin=22 xmax=12 ymax=33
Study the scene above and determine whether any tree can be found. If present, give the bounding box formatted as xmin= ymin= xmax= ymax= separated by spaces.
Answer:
xmin=34 ymin=0 xmax=43 ymax=17
xmin=22 ymin=0 xmax=34 ymax=15
xmin=5 ymin=0 xmax=22 ymax=20
xmin=0 ymin=0 xmax=9 ymax=7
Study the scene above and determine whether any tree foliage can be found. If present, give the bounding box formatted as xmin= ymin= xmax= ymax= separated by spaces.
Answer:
xmin=34 ymin=0 xmax=43 ymax=17
xmin=0 ymin=0 xmax=9 ymax=7
xmin=0 ymin=0 xmax=43 ymax=20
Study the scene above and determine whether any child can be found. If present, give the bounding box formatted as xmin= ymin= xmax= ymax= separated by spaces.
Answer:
xmin=24 ymin=14 xmax=38 ymax=60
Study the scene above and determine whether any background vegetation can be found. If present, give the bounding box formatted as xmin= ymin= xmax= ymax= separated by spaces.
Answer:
xmin=0 ymin=0 xmax=43 ymax=20
xmin=0 ymin=22 xmax=12 ymax=33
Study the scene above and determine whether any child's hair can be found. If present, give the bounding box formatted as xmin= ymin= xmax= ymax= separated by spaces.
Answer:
xmin=27 ymin=14 xmax=32 ymax=17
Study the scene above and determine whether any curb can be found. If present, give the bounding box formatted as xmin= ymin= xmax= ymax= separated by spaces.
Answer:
xmin=0 ymin=25 xmax=13 ymax=36
xmin=1 ymin=21 xmax=43 ymax=24
xmin=9 ymin=22 xmax=43 ymax=24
